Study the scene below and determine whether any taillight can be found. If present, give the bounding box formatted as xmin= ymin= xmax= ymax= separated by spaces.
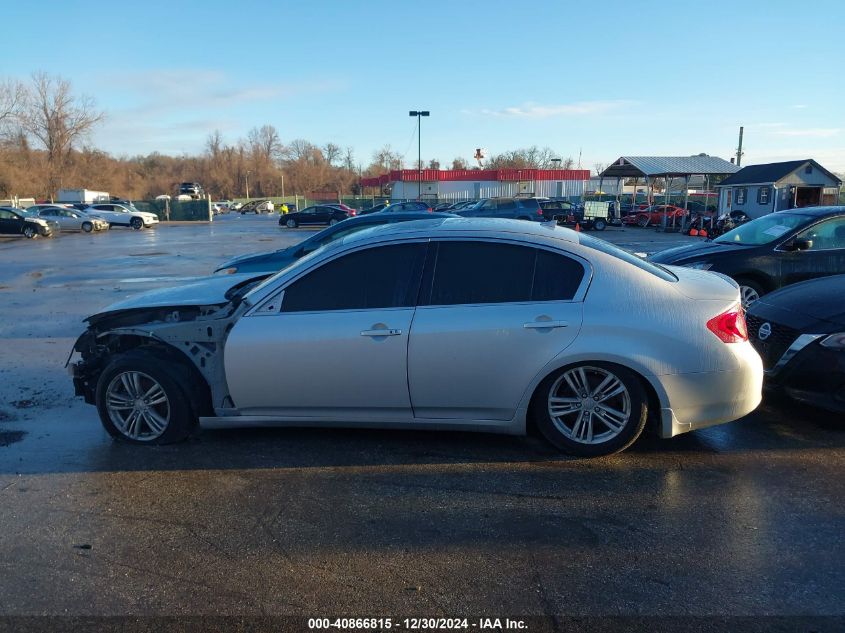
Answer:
xmin=706 ymin=308 xmax=748 ymax=343
xmin=427 ymin=208 xmax=433 ymax=212
xmin=350 ymin=210 xmax=357 ymax=216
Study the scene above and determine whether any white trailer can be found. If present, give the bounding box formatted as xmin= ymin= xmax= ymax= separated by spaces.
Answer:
xmin=57 ymin=189 xmax=110 ymax=204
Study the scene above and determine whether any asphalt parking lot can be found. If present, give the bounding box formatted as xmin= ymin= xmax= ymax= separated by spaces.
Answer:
xmin=0 ymin=215 xmax=843 ymax=627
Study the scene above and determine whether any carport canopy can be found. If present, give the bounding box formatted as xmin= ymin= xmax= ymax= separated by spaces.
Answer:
xmin=599 ymin=155 xmax=740 ymax=179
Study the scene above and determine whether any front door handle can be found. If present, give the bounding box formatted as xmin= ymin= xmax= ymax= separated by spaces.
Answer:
xmin=360 ymin=328 xmax=402 ymax=337
xmin=523 ymin=321 xmax=569 ymax=329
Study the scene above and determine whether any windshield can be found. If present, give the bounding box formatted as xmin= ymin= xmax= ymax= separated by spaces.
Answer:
xmin=714 ymin=212 xmax=808 ymax=245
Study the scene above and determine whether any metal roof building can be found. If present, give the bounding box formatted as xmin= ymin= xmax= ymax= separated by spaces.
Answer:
xmin=599 ymin=155 xmax=740 ymax=179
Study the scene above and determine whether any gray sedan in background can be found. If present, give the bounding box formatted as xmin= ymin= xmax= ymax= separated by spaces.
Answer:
xmin=35 ymin=206 xmax=109 ymax=232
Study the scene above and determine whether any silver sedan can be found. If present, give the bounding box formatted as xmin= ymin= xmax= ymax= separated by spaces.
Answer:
xmin=36 ymin=207 xmax=109 ymax=232
xmin=69 ymin=218 xmax=763 ymax=456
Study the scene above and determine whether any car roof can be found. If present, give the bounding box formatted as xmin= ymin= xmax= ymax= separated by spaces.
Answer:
xmin=337 ymin=217 xmax=579 ymax=248
xmin=782 ymin=205 xmax=845 ymax=218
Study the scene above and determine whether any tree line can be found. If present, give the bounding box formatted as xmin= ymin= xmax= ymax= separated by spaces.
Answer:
xmin=1 ymin=73 xmax=577 ymax=201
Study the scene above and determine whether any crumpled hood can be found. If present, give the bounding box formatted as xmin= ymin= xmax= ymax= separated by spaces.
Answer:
xmin=89 ymin=273 xmax=265 ymax=319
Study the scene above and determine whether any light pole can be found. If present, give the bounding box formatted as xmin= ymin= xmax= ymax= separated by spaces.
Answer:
xmin=409 ymin=110 xmax=429 ymax=199
xmin=245 ymin=170 xmax=252 ymax=201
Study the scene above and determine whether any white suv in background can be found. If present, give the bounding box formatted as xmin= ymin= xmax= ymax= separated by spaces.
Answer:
xmin=83 ymin=203 xmax=160 ymax=229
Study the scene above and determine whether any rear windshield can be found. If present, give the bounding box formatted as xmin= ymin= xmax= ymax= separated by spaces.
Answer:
xmin=519 ymin=198 xmax=541 ymax=210
xmin=578 ymin=234 xmax=677 ymax=282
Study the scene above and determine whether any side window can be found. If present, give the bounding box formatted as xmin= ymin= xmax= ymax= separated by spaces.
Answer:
xmin=496 ymin=199 xmax=517 ymax=211
xmin=426 ymin=242 xmax=534 ymax=305
xmin=0 ymin=210 xmax=12 ymax=219
xmin=735 ymin=188 xmax=746 ymax=205
xmin=302 ymin=207 xmax=316 ymax=215
xmin=796 ymin=217 xmax=845 ymax=251
xmin=532 ymin=250 xmax=585 ymax=301
xmin=281 ymin=243 xmax=427 ymax=312
xmin=758 ymin=187 xmax=770 ymax=204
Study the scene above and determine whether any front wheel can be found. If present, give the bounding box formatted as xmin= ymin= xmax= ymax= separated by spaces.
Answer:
xmin=95 ymin=351 xmax=198 ymax=444
xmin=530 ymin=363 xmax=648 ymax=457
xmin=130 ymin=217 xmax=143 ymax=230
xmin=286 ymin=218 xmax=297 ymax=228
xmin=81 ymin=221 xmax=93 ymax=233
xmin=735 ymin=278 xmax=765 ymax=309
xmin=636 ymin=215 xmax=650 ymax=228
xmin=23 ymin=225 xmax=37 ymax=238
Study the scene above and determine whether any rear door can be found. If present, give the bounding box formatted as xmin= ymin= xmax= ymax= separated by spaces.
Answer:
xmin=779 ymin=216 xmax=845 ymax=286
xmin=408 ymin=240 xmax=586 ymax=421
xmin=225 ymin=241 xmax=428 ymax=420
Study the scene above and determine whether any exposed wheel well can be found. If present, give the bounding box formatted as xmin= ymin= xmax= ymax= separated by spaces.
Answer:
xmin=91 ymin=335 xmax=213 ymax=417
xmin=732 ymin=272 xmax=773 ymax=293
xmin=526 ymin=361 xmax=663 ymax=436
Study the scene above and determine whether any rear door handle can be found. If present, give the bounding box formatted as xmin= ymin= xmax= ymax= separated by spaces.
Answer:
xmin=360 ymin=328 xmax=402 ymax=337
xmin=523 ymin=321 xmax=569 ymax=329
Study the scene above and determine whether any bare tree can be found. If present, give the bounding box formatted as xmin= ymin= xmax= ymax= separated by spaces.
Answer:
xmin=451 ymin=157 xmax=468 ymax=170
xmin=247 ymin=124 xmax=282 ymax=161
xmin=0 ymin=78 xmax=25 ymax=136
xmin=205 ymin=130 xmax=223 ymax=158
xmin=428 ymin=158 xmax=440 ymax=169
xmin=18 ymin=72 xmax=104 ymax=171
xmin=593 ymin=162 xmax=607 ymax=176
xmin=323 ymin=142 xmax=341 ymax=166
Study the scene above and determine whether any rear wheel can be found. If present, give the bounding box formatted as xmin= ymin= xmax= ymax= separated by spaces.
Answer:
xmin=23 ymin=225 xmax=37 ymax=239
xmin=593 ymin=218 xmax=607 ymax=231
xmin=130 ymin=217 xmax=143 ymax=230
xmin=95 ymin=351 xmax=198 ymax=445
xmin=329 ymin=218 xmax=340 ymax=226
xmin=81 ymin=221 xmax=93 ymax=233
xmin=636 ymin=215 xmax=650 ymax=227
xmin=286 ymin=218 xmax=297 ymax=228
xmin=530 ymin=362 xmax=648 ymax=457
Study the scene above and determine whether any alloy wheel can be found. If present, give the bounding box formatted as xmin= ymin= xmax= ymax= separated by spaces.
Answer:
xmin=740 ymin=285 xmax=760 ymax=309
xmin=105 ymin=371 xmax=171 ymax=441
xmin=547 ymin=366 xmax=631 ymax=445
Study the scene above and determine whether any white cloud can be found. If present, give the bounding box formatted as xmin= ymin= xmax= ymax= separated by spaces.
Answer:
xmin=467 ymin=100 xmax=634 ymax=119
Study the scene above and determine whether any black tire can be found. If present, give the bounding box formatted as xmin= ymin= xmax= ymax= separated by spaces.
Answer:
xmin=734 ymin=277 xmax=766 ymax=309
xmin=636 ymin=215 xmax=650 ymax=228
xmin=130 ymin=217 xmax=143 ymax=230
xmin=530 ymin=362 xmax=648 ymax=457
xmin=593 ymin=218 xmax=607 ymax=231
xmin=23 ymin=225 xmax=36 ymax=239
xmin=329 ymin=218 xmax=340 ymax=226
xmin=95 ymin=350 xmax=199 ymax=445
xmin=286 ymin=218 xmax=297 ymax=228
xmin=81 ymin=221 xmax=93 ymax=233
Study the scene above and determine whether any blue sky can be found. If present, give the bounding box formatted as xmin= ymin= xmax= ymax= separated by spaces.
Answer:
xmin=3 ymin=0 xmax=844 ymax=171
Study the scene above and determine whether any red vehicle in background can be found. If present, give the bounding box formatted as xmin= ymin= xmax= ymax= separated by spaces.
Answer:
xmin=622 ymin=204 xmax=687 ymax=227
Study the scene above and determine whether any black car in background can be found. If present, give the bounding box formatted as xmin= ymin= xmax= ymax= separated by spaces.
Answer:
xmin=456 ymin=197 xmax=545 ymax=221
xmin=280 ymin=204 xmax=353 ymax=228
xmin=384 ymin=201 xmax=432 ymax=213
xmin=219 ymin=211 xmax=456 ymax=274
xmin=746 ymin=274 xmax=845 ymax=414
xmin=0 ymin=207 xmax=56 ymax=238
xmin=648 ymin=206 xmax=845 ymax=307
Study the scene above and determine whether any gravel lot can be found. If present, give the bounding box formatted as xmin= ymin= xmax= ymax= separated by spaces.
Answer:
xmin=0 ymin=216 xmax=843 ymax=628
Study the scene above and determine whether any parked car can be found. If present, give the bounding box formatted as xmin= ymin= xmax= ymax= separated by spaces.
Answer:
xmin=622 ymin=205 xmax=687 ymax=227
xmin=456 ymin=197 xmax=545 ymax=221
xmin=239 ymin=200 xmax=274 ymax=214
xmin=648 ymin=206 xmax=845 ymax=308
xmin=279 ymin=205 xmax=353 ymax=228
xmin=540 ymin=200 xmax=584 ymax=223
xmin=69 ymin=217 xmax=762 ymax=456
xmin=229 ymin=202 xmax=244 ymax=212
xmin=216 ymin=211 xmax=457 ymax=274
xmin=382 ymin=201 xmax=433 ymax=213
xmin=36 ymin=206 xmax=109 ymax=232
xmin=83 ymin=203 xmax=160 ymax=229
xmin=359 ymin=203 xmax=389 ymax=215
xmin=746 ymin=274 xmax=845 ymax=414
xmin=448 ymin=200 xmax=480 ymax=212
xmin=0 ymin=207 xmax=56 ymax=238
xmin=179 ymin=182 xmax=203 ymax=198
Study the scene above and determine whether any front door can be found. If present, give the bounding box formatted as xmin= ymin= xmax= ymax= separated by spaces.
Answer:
xmin=225 ymin=241 xmax=428 ymax=420
xmin=779 ymin=216 xmax=845 ymax=286
xmin=408 ymin=240 xmax=586 ymax=421
xmin=0 ymin=210 xmax=22 ymax=234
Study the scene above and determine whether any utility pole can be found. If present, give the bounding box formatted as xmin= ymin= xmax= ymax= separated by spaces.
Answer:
xmin=246 ymin=170 xmax=252 ymax=201
xmin=409 ymin=110 xmax=430 ymax=199
xmin=736 ymin=126 xmax=744 ymax=166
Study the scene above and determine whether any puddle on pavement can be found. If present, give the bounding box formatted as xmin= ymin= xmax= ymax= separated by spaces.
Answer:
xmin=118 ymin=276 xmax=201 ymax=284
xmin=0 ymin=430 xmax=26 ymax=447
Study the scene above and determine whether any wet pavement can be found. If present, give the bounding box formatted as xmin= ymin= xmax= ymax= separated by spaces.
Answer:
xmin=0 ymin=216 xmax=843 ymax=621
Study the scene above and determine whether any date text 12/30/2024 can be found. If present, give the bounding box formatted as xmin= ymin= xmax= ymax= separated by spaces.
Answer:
xmin=308 ymin=618 xmax=528 ymax=630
